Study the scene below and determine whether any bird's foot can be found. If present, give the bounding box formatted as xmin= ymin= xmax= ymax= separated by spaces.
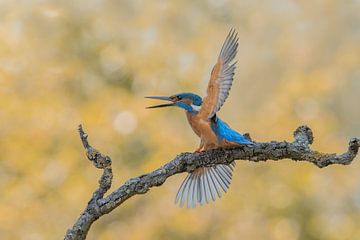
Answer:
xmin=194 ymin=147 xmax=204 ymax=153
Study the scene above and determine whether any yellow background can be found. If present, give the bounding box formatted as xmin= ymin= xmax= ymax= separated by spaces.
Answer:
xmin=0 ymin=0 xmax=359 ymax=239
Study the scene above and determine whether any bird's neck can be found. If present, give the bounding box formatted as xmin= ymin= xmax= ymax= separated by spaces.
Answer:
xmin=177 ymin=102 xmax=201 ymax=115
xmin=190 ymin=104 xmax=201 ymax=112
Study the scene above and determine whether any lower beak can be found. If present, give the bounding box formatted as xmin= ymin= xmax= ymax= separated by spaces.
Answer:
xmin=145 ymin=96 xmax=175 ymax=109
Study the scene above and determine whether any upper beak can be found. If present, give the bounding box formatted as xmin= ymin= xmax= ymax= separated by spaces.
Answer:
xmin=145 ymin=96 xmax=175 ymax=109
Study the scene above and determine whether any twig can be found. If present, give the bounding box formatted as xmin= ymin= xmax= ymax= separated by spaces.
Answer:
xmin=64 ymin=125 xmax=359 ymax=240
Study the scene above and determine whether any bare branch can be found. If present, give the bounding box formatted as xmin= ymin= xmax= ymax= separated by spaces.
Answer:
xmin=64 ymin=125 xmax=359 ymax=240
xmin=64 ymin=125 xmax=113 ymax=240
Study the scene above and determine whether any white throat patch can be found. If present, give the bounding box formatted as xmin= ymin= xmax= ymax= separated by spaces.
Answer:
xmin=191 ymin=104 xmax=201 ymax=112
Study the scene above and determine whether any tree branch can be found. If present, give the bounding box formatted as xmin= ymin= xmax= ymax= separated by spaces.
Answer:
xmin=64 ymin=125 xmax=359 ymax=240
xmin=64 ymin=125 xmax=112 ymax=240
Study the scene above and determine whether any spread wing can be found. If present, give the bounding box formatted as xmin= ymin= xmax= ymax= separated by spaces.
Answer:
xmin=199 ymin=29 xmax=239 ymax=119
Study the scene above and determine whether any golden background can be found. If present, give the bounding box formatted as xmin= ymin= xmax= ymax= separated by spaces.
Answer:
xmin=0 ymin=0 xmax=359 ymax=239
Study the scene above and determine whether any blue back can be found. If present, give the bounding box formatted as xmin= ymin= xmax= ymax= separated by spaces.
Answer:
xmin=211 ymin=117 xmax=253 ymax=145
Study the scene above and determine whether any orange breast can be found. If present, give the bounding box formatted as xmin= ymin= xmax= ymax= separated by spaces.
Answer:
xmin=186 ymin=112 xmax=219 ymax=149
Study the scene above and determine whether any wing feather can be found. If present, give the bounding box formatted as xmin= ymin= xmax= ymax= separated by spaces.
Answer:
xmin=199 ymin=29 xmax=239 ymax=119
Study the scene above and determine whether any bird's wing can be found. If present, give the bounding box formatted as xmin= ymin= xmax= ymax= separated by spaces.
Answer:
xmin=199 ymin=29 xmax=239 ymax=119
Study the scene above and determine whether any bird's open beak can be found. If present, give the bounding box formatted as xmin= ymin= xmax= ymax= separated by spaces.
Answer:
xmin=145 ymin=96 xmax=175 ymax=109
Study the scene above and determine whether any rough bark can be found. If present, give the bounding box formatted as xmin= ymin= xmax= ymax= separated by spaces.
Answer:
xmin=64 ymin=125 xmax=359 ymax=240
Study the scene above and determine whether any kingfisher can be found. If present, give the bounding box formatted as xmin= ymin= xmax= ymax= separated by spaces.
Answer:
xmin=146 ymin=29 xmax=253 ymax=208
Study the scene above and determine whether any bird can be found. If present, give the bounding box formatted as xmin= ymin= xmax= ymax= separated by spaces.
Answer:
xmin=146 ymin=29 xmax=253 ymax=208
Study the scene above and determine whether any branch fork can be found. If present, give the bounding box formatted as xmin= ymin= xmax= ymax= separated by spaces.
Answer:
xmin=64 ymin=125 xmax=359 ymax=240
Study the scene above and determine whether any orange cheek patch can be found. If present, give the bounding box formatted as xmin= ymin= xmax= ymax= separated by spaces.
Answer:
xmin=182 ymin=99 xmax=192 ymax=104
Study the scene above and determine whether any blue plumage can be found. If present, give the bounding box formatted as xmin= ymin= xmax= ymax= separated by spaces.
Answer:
xmin=211 ymin=116 xmax=253 ymax=145
xmin=176 ymin=93 xmax=203 ymax=106
xmin=174 ymin=93 xmax=252 ymax=144
xmin=146 ymin=29 xmax=252 ymax=208
xmin=175 ymin=101 xmax=194 ymax=113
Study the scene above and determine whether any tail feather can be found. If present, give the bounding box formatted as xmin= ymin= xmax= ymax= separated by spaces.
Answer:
xmin=209 ymin=167 xmax=224 ymax=197
xmin=216 ymin=165 xmax=232 ymax=184
xmin=198 ymin=171 xmax=204 ymax=204
xmin=203 ymin=170 xmax=211 ymax=204
xmin=188 ymin=172 xmax=197 ymax=208
xmin=175 ymin=173 xmax=191 ymax=207
xmin=175 ymin=163 xmax=235 ymax=208
xmin=206 ymin=169 xmax=217 ymax=202
xmin=208 ymin=168 xmax=222 ymax=198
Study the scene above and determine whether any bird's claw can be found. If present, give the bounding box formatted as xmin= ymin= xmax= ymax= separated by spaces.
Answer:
xmin=194 ymin=147 xmax=204 ymax=153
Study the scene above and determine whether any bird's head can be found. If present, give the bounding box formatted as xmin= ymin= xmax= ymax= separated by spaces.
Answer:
xmin=146 ymin=92 xmax=202 ymax=113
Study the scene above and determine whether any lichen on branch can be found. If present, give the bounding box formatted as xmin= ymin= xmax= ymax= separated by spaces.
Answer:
xmin=64 ymin=125 xmax=359 ymax=240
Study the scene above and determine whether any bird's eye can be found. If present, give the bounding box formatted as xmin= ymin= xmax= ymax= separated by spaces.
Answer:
xmin=177 ymin=96 xmax=182 ymax=100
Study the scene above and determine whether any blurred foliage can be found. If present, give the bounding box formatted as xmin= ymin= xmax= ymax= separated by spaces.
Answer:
xmin=0 ymin=0 xmax=359 ymax=239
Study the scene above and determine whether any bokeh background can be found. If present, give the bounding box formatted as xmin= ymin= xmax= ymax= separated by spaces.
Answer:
xmin=1 ymin=0 xmax=360 ymax=239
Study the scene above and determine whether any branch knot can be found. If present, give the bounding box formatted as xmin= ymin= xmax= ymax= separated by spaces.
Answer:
xmin=349 ymin=138 xmax=360 ymax=154
xmin=66 ymin=124 xmax=359 ymax=240
xmin=79 ymin=124 xmax=112 ymax=169
xmin=294 ymin=125 xmax=314 ymax=145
